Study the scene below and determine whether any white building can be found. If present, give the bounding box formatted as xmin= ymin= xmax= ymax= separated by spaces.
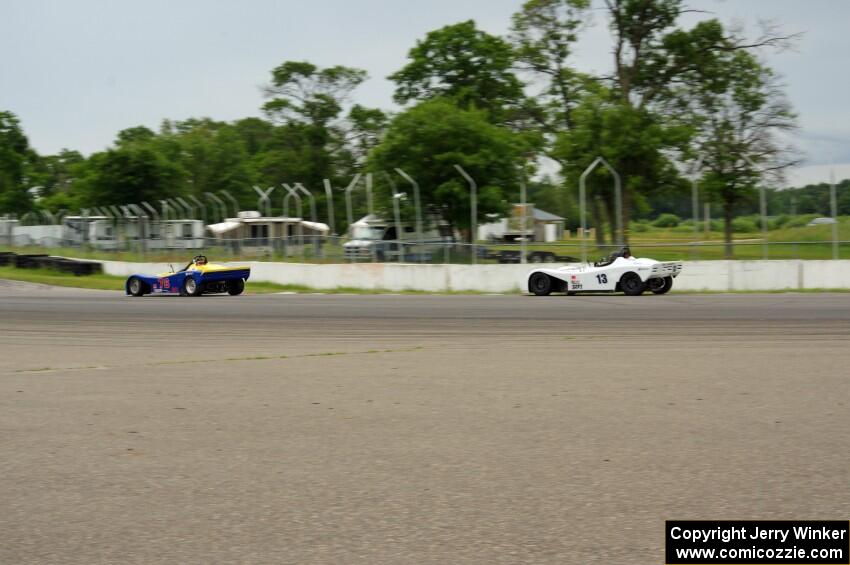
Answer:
xmin=207 ymin=211 xmax=329 ymax=251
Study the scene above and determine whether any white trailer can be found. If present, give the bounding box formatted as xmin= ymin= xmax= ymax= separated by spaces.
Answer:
xmin=84 ymin=218 xmax=204 ymax=250
xmin=1 ymin=218 xmax=19 ymax=246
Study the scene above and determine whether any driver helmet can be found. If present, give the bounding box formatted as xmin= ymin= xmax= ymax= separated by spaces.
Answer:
xmin=622 ymin=246 xmax=631 ymax=258
xmin=194 ymin=256 xmax=207 ymax=266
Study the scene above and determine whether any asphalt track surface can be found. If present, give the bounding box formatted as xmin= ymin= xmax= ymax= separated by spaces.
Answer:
xmin=2 ymin=280 xmax=850 ymax=564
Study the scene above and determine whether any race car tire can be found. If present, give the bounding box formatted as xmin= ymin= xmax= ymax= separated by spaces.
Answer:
xmin=183 ymin=276 xmax=203 ymax=297
xmin=128 ymin=277 xmax=145 ymax=297
xmin=620 ymin=272 xmax=645 ymax=296
xmin=227 ymin=279 xmax=245 ymax=296
xmin=648 ymin=276 xmax=673 ymax=295
xmin=528 ymin=273 xmax=553 ymax=296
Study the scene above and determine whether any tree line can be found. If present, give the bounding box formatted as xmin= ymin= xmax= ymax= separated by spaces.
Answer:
xmin=1 ymin=0 xmax=810 ymax=256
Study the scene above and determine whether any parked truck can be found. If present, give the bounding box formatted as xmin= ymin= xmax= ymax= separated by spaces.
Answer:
xmin=343 ymin=214 xmax=456 ymax=262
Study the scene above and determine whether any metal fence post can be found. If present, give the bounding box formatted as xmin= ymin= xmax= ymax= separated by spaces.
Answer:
xmin=365 ymin=174 xmax=376 ymax=262
xmin=188 ymin=195 xmax=206 ymax=226
xmin=790 ymin=190 xmax=798 ymax=259
xmin=204 ymin=193 xmax=226 ymax=223
xmin=395 ymin=169 xmax=424 ymax=263
xmin=830 ymin=166 xmax=839 ymax=260
xmin=520 ymin=180 xmax=527 ymax=265
xmin=176 ymin=197 xmax=194 ymax=220
xmin=219 ymin=191 xmax=239 ymax=218
xmin=579 ymin=156 xmax=623 ymax=263
xmin=365 ymin=173 xmax=375 ymax=219
xmin=296 ymin=183 xmax=319 ymax=257
xmin=392 ymin=192 xmax=405 ymax=263
xmin=167 ymin=199 xmax=184 ymax=220
xmin=344 ymin=174 xmax=363 ymax=236
xmin=760 ymin=184 xmax=768 ymax=259
xmin=81 ymin=208 xmax=89 ymax=247
xmin=128 ymin=204 xmax=148 ymax=255
xmin=253 ymin=185 xmax=274 ymax=218
xmin=322 ymin=179 xmax=336 ymax=237
xmin=691 ymin=155 xmax=704 ymax=259
xmin=453 ymin=165 xmax=477 ymax=265
xmin=742 ymin=155 xmax=769 ymax=260
xmin=282 ymin=184 xmax=303 ymax=259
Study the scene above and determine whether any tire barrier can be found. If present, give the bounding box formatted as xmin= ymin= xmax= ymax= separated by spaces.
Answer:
xmin=14 ymin=254 xmax=48 ymax=268
xmin=37 ymin=256 xmax=103 ymax=276
xmin=5 ymin=253 xmax=103 ymax=276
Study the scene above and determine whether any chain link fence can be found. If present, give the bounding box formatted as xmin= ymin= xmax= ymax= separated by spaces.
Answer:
xmin=2 ymin=230 xmax=848 ymax=264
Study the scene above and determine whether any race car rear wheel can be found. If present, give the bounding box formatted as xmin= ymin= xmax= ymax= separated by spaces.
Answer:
xmin=183 ymin=276 xmax=202 ymax=297
xmin=528 ymin=273 xmax=553 ymax=296
xmin=227 ymin=279 xmax=245 ymax=296
xmin=620 ymin=272 xmax=645 ymax=296
xmin=648 ymin=276 xmax=673 ymax=295
xmin=128 ymin=277 xmax=144 ymax=297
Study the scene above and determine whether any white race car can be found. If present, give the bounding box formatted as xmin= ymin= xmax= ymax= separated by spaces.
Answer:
xmin=527 ymin=247 xmax=682 ymax=296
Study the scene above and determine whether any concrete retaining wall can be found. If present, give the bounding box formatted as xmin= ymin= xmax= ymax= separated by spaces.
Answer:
xmin=94 ymin=259 xmax=850 ymax=293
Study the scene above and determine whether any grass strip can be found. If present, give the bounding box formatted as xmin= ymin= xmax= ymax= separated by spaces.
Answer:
xmin=0 ymin=265 xmax=486 ymax=295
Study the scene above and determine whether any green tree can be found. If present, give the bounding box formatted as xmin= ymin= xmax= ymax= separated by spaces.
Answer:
xmin=369 ymin=98 xmax=523 ymax=237
xmin=29 ymin=149 xmax=85 ymax=198
xmin=232 ymin=117 xmax=276 ymax=157
xmin=344 ymin=105 xmax=389 ymax=167
xmin=0 ymin=111 xmax=35 ymax=215
xmin=78 ymin=141 xmax=183 ymax=207
xmin=161 ymin=118 xmax=256 ymax=210
xmin=263 ymin=62 xmax=367 ymax=126
xmin=553 ymin=90 xmax=687 ymax=243
xmin=770 ymin=180 xmax=850 ymax=217
xmin=680 ymin=48 xmax=797 ymax=256
xmin=262 ymin=61 xmax=368 ymax=190
xmin=510 ymin=0 xmax=590 ymax=132
xmin=389 ymin=20 xmax=524 ymax=121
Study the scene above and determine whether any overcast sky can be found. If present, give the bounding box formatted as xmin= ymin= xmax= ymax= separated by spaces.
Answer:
xmin=2 ymin=0 xmax=848 ymax=186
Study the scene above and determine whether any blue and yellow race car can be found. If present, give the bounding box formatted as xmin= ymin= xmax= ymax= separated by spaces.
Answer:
xmin=126 ymin=255 xmax=250 ymax=297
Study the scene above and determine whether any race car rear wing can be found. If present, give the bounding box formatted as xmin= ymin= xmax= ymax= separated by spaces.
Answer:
xmin=649 ymin=261 xmax=683 ymax=278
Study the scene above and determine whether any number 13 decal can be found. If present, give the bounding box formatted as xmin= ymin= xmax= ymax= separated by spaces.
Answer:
xmin=595 ymin=274 xmax=608 ymax=284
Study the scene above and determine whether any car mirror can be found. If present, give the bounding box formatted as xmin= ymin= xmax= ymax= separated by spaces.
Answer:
xmin=169 ymin=263 xmax=174 ymax=273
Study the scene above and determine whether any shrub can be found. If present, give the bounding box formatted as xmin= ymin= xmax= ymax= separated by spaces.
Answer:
xmin=731 ymin=217 xmax=758 ymax=233
xmin=652 ymin=213 xmax=681 ymax=228
xmin=783 ymin=214 xmax=819 ymax=229
xmin=769 ymin=214 xmax=790 ymax=229
xmin=631 ymin=221 xmax=650 ymax=233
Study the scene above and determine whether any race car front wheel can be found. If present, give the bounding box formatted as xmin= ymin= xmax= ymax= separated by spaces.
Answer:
xmin=620 ymin=272 xmax=645 ymax=296
xmin=128 ymin=277 xmax=144 ymax=297
xmin=183 ymin=277 xmax=202 ymax=297
xmin=648 ymin=276 xmax=673 ymax=295
xmin=528 ymin=273 xmax=553 ymax=296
